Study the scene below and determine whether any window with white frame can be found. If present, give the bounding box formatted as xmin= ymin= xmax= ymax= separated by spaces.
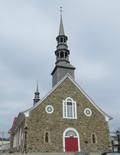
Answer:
xmin=63 ymin=97 xmax=77 ymax=119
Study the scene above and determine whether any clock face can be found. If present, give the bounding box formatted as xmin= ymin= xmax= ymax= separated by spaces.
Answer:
xmin=84 ymin=108 xmax=92 ymax=117
xmin=45 ymin=105 xmax=54 ymax=114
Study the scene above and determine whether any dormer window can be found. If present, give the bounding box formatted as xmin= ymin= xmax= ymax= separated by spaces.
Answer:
xmin=63 ymin=97 xmax=77 ymax=119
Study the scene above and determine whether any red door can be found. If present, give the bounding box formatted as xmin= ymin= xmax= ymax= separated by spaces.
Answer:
xmin=65 ymin=136 xmax=78 ymax=152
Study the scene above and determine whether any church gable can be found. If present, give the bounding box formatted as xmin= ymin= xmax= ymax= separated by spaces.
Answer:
xmin=28 ymin=75 xmax=110 ymax=122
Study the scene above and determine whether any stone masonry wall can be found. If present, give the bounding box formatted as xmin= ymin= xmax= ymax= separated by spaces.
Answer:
xmin=26 ymin=77 xmax=110 ymax=153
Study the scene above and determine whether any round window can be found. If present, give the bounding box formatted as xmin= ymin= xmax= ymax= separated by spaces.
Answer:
xmin=45 ymin=105 xmax=54 ymax=114
xmin=84 ymin=108 xmax=92 ymax=117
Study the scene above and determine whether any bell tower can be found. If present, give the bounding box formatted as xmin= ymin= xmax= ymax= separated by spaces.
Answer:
xmin=51 ymin=8 xmax=75 ymax=87
xmin=33 ymin=82 xmax=40 ymax=105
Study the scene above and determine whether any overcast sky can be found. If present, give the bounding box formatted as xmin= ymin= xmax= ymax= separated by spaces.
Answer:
xmin=0 ymin=0 xmax=120 ymax=136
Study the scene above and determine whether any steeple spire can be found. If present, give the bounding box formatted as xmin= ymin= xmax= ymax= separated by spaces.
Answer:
xmin=33 ymin=81 xmax=40 ymax=105
xmin=51 ymin=8 xmax=75 ymax=87
xmin=59 ymin=7 xmax=65 ymax=36
xmin=36 ymin=81 xmax=39 ymax=92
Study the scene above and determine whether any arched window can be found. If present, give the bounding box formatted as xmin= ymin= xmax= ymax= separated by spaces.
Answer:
xmin=44 ymin=132 xmax=50 ymax=143
xmin=63 ymin=97 xmax=77 ymax=119
xmin=91 ymin=133 xmax=97 ymax=144
xmin=57 ymin=52 xmax=59 ymax=57
xmin=60 ymin=51 xmax=64 ymax=58
xmin=65 ymin=52 xmax=67 ymax=58
xmin=60 ymin=37 xmax=63 ymax=43
xmin=65 ymin=130 xmax=77 ymax=137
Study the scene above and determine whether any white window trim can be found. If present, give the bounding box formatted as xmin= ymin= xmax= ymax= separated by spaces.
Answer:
xmin=63 ymin=97 xmax=77 ymax=119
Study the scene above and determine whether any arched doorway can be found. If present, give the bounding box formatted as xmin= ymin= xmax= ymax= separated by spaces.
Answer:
xmin=63 ymin=128 xmax=80 ymax=152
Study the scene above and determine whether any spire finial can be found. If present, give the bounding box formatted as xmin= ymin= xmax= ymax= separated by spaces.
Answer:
xmin=60 ymin=6 xmax=63 ymax=17
xmin=36 ymin=80 xmax=39 ymax=92
xmin=59 ymin=7 xmax=65 ymax=35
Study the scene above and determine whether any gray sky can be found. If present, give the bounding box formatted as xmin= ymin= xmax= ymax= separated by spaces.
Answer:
xmin=0 ymin=0 xmax=120 ymax=136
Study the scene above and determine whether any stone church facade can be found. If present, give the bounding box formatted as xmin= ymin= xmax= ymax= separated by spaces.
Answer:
xmin=9 ymin=15 xmax=111 ymax=153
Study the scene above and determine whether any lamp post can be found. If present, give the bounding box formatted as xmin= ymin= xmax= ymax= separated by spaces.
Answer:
xmin=116 ymin=130 xmax=120 ymax=152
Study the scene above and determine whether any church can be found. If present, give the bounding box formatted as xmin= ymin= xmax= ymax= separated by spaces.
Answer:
xmin=9 ymin=14 xmax=112 ymax=153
